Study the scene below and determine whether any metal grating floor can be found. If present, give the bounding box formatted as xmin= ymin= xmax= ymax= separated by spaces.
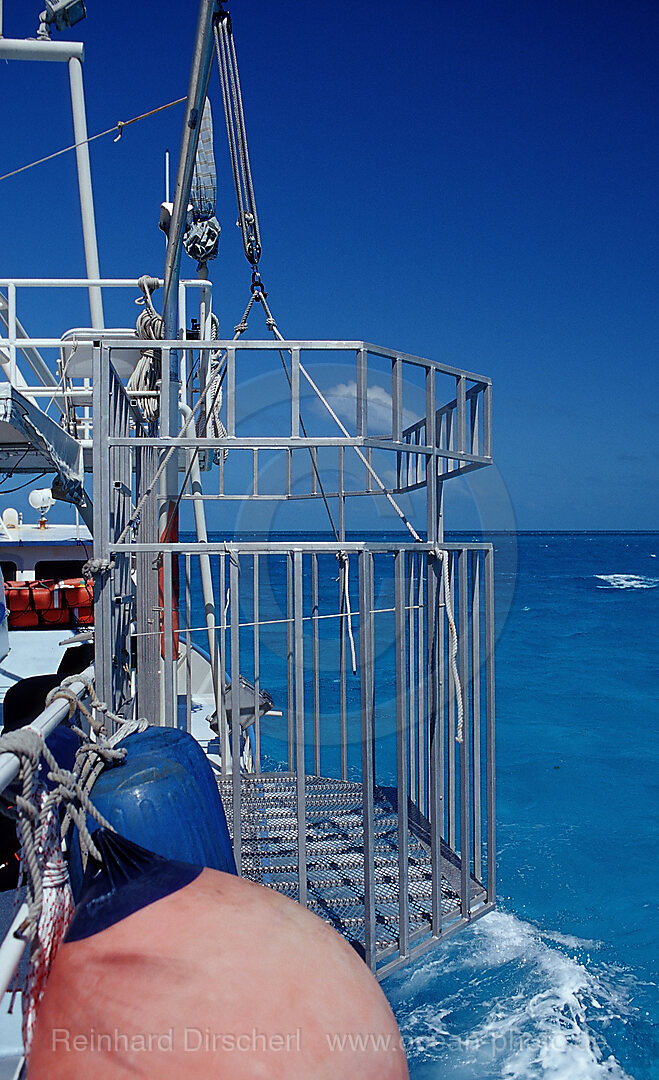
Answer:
xmin=217 ymin=773 xmax=485 ymax=955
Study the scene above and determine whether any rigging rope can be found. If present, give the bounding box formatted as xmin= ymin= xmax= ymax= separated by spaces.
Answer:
xmin=211 ymin=8 xmax=343 ymax=544
xmin=298 ymin=361 xmax=424 ymax=544
xmin=211 ymin=16 xmax=421 ymax=650
xmin=337 ymin=552 xmax=357 ymax=675
xmin=0 ymin=97 xmax=187 ymax=185
xmin=214 ymin=13 xmax=262 ymax=276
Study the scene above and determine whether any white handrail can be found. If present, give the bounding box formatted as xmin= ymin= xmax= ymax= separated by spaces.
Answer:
xmin=0 ymin=667 xmax=93 ymax=798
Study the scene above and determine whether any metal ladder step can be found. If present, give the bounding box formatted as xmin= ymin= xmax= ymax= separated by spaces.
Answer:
xmin=218 ymin=774 xmax=485 ymax=955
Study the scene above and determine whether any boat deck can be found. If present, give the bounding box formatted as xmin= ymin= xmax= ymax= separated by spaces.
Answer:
xmin=0 ymin=630 xmax=75 ymax=717
xmin=218 ymin=773 xmax=485 ymax=958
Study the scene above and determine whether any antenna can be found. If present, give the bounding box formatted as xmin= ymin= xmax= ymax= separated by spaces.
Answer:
xmin=165 ymin=147 xmax=170 ymax=204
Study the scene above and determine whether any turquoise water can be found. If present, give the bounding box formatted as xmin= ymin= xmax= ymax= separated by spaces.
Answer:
xmin=192 ymin=530 xmax=658 ymax=1079
xmin=386 ymin=533 xmax=658 ymax=1079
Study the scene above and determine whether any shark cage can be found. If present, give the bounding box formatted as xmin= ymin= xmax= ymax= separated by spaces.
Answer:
xmin=88 ymin=326 xmax=496 ymax=979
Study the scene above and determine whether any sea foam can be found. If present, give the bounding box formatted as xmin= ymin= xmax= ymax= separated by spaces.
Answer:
xmin=390 ymin=910 xmax=634 ymax=1079
xmin=594 ymin=574 xmax=659 ymax=590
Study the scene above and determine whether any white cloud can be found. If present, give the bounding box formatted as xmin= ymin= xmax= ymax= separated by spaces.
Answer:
xmin=323 ymin=380 xmax=419 ymax=435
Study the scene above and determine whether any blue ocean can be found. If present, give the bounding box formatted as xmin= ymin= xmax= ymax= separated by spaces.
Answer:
xmin=213 ymin=530 xmax=658 ymax=1079
xmin=384 ymin=532 xmax=659 ymax=1080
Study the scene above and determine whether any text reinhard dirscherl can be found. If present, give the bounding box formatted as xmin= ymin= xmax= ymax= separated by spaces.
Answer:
xmin=51 ymin=1029 xmax=303 ymax=1054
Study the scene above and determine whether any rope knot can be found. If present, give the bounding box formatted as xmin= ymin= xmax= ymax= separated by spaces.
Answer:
xmin=82 ymin=557 xmax=113 ymax=579
xmin=44 ymin=686 xmax=78 ymax=718
xmin=223 ymin=542 xmax=241 ymax=574
xmin=0 ymin=729 xmax=44 ymax=770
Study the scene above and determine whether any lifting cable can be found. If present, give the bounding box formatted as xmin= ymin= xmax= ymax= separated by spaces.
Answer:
xmin=211 ymin=8 xmax=420 ymax=547
xmin=212 ymin=6 xmax=462 ymax=709
xmin=214 ymin=11 xmax=262 ymax=285
xmin=213 ymin=9 xmax=357 ymax=661
xmin=213 ymin=6 xmax=340 ymax=545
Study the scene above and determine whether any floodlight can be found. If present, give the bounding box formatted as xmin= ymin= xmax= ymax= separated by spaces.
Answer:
xmin=29 ymin=488 xmax=55 ymax=512
xmin=44 ymin=0 xmax=87 ymax=32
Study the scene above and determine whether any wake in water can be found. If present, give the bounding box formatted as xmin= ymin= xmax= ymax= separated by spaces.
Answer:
xmin=594 ymin=574 xmax=659 ymax=590
xmin=388 ymin=910 xmax=636 ymax=1079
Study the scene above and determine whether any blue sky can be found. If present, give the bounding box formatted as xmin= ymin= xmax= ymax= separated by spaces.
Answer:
xmin=1 ymin=0 xmax=657 ymax=530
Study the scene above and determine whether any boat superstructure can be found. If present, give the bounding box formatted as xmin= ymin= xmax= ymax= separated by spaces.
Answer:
xmin=0 ymin=2 xmax=497 ymax=1067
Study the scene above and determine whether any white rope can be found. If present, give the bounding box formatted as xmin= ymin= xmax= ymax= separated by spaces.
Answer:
xmin=337 ymin=552 xmax=357 ymax=675
xmin=45 ymin=676 xmax=143 ymax=864
xmin=128 ymin=602 xmax=424 ymax=637
xmin=437 ymin=549 xmax=464 ymax=744
xmin=198 ymin=315 xmax=229 ymax=462
xmin=21 ymin=796 xmax=74 ymax=1055
xmin=129 ymin=275 xmax=164 ymax=422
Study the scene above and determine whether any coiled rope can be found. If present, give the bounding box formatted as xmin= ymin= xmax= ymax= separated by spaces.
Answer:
xmin=45 ymin=674 xmax=147 ymax=847
xmin=197 ymin=313 xmax=228 ymax=462
xmin=0 ymin=724 xmax=113 ymax=1052
xmin=128 ymin=275 xmax=164 ymax=422
xmin=0 ymin=675 xmax=147 ymax=1051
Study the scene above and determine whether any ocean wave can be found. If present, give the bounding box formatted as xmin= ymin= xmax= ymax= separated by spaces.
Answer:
xmin=540 ymin=929 xmax=601 ymax=952
xmin=594 ymin=574 xmax=659 ymax=590
xmin=389 ymin=910 xmax=635 ymax=1079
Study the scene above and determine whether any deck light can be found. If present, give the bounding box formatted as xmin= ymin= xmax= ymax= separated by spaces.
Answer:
xmin=38 ymin=0 xmax=86 ymax=36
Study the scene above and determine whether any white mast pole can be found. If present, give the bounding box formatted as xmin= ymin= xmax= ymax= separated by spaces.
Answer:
xmin=0 ymin=35 xmax=104 ymax=329
xmin=68 ymin=55 xmax=104 ymax=328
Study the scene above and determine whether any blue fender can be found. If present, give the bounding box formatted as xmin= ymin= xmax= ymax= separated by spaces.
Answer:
xmin=68 ymin=726 xmax=236 ymax=899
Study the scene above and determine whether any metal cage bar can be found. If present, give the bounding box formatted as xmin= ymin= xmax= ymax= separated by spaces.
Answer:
xmin=80 ymin=331 xmax=496 ymax=980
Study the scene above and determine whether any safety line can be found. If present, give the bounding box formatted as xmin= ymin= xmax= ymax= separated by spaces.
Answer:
xmin=0 ymin=96 xmax=186 ymax=184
